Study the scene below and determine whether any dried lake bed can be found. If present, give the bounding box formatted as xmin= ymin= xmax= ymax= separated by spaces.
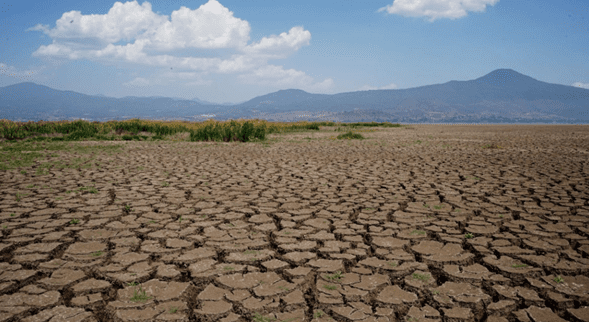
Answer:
xmin=0 ymin=124 xmax=588 ymax=322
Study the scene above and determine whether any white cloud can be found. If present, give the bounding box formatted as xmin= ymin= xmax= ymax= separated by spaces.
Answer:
xmin=572 ymin=82 xmax=589 ymax=89
xmin=123 ymin=77 xmax=150 ymax=87
xmin=242 ymin=26 xmax=311 ymax=58
xmin=378 ymin=0 xmax=500 ymax=22
xmin=0 ymin=62 xmax=46 ymax=82
xmin=28 ymin=1 xmax=167 ymax=44
xmin=139 ymin=0 xmax=251 ymax=51
xmin=238 ymin=65 xmax=334 ymax=92
xmin=27 ymin=0 xmax=327 ymax=90
xmin=358 ymin=83 xmax=399 ymax=91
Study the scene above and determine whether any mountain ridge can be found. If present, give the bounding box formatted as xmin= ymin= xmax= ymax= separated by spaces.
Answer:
xmin=1 ymin=69 xmax=588 ymax=123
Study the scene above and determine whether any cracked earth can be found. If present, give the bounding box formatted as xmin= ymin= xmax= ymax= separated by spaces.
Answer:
xmin=1 ymin=124 xmax=588 ymax=322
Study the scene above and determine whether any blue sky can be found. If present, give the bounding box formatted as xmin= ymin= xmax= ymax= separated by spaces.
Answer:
xmin=1 ymin=0 xmax=588 ymax=104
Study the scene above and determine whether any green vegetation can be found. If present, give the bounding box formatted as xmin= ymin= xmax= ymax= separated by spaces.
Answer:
xmin=324 ymin=271 xmax=344 ymax=281
xmin=90 ymin=251 xmax=103 ymax=257
xmin=69 ymin=218 xmax=80 ymax=225
xmin=411 ymin=272 xmax=431 ymax=282
xmin=410 ymin=230 xmax=426 ymax=235
xmin=314 ymin=310 xmax=325 ymax=318
xmin=323 ymin=284 xmax=337 ymax=290
xmin=0 ymin=119 xmax=402 ymax=173
xmin=554 ymin=275 xmax=564 ymax=283
xmin=511 ymin=264 xmax=528 ymax=268
xmin=169 ymin=307 xmax=178 ymax=314
xmin=252 ymin=313 xmax=276 ymax=322
xmin=464 ymin=233 xmax=474 ymax=239
xmin=482 ymin=143 xmax=502 ymax=149
xmin=129 ymin=284 xmax=152 ymax=302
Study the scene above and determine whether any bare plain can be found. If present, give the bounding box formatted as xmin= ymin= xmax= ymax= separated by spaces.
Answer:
xmin=1 ymin=124 xmax=588 ymax=322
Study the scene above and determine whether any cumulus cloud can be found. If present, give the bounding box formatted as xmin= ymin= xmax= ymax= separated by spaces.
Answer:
xmin=122 ymin=77 xmax=150 ymax=87
xmin=378 ymin=0 xmax=500 ymax=22
xmin=27 ymin=0 xmax=330 ymax=90
xmin=0 ymin=62 xmax=44 ymax=82
xmin=572 ymin=82 xmax=589 ymax=90
xmin=358 ymin=83 xmax=399 ymax=91
xmin=238 ymin=65 xmax=334 ymax=92
xmin=242 ymin=26 xmax=311 ymax=58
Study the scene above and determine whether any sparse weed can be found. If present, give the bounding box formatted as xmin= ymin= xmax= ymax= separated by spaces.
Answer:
xmin=511 ymin=264 xmax=528 ymax=268
xmin=252 ymin=313 xmax=276 ymax=322
xmin=411 ymin=230 xmax=426 ymax=235
xmin=324 ymin=271 xmax=344 ymax=281
xmin=464 ymin=233 xmax=474 ymax=239
xmin=412 ymin=272 xmax=431 ymax=282
xmin=554 ymin=275 xmax=564 ymax=283
xmin=69 ymin=218 xmax=80 ymax=224
xmin=129 ymin=284 xmax=152 ymax=302
xmin=314 ymin=310 xmax=324 ymax=318
xmin=323 ymin=284 xmax=337 ymax=290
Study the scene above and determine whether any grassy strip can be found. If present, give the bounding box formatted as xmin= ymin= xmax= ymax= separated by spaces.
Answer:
xmin=0 ymin=118 xmax=401 ymax=172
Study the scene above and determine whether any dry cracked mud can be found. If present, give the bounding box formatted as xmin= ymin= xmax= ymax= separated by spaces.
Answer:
xmin=1 ymin=124 xmax=588 ymax=322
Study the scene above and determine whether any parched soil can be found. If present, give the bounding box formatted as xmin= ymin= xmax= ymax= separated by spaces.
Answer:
xmin=1 ymin=124 xmax=588 ymax=322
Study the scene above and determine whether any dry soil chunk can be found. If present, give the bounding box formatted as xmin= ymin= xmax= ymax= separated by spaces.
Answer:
xmin=377 ymin=285 xmax=418 ymax=306
xmin=72 ymin=278 xmax=112 ymax=295
xmin=217 ymin=272 xmax=282 ymax=289
xmin=514 ymin=306 xmax=567 ymax=322
xmin=38 ymin=269 xmax=86 ymax=290
xmin=412 ymin=241 xmax=473 ymax=267
xmin=65 ymin=241 xmax=107 ymax=255
xmin=567 ymin=307 xmax=589 ymax=322
xmin=21 ymin=305 xmax=95 ymax=322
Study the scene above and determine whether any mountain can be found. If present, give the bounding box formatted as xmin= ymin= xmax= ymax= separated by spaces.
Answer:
xmin=0 ymin=82 xmax=222 ymax=122
xmin=1 ymin=69 xmax=588 ymax=123
xmin=190 ymin=97 xmax=243 ymax=106
xmin=224 ymin=69 xmax=589 ymax=123
xmin=237 ymin=89 xmax=329 ymax=108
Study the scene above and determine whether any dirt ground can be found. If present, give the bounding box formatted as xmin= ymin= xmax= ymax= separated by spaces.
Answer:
xmin=0 ymin=124 xmax=588 ymax=322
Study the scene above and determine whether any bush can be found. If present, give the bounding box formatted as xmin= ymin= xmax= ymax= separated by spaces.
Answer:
xmin=337 ymin=131 xmax=364 ymax=140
